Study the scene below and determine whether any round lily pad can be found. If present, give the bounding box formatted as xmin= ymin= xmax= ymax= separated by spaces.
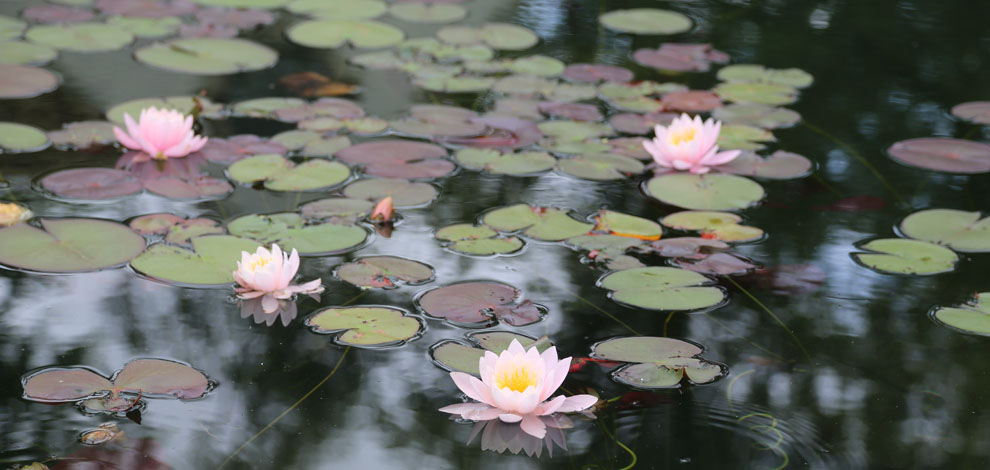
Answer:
xmin=852 ymin=238 xmax=958 ymax=275
xmin=40 ymin=168 xmax=142 ymax=199
xmin=286 ymin=20 xmax=404 ymax=49
xmin=46 ymin=121 xmax=116 ymax=149
xmin=454 ymin=148 xmax=556 ymax=175
xmin=389 ymin=3 xmax=466 ymax=23
xmin=711 ymin=103 xmax=801 ymax=129
xmin=661 ymin=211 xmax=763 ymax=243
xmin=713 ymin=150 xmax=812 ymax=180
xmin=609 ymin=113 xmax=677 ymax=135
xmin=0 ymin=16 xmax=25 ymax=41
xmin=931 ymin=293 xmax=990 ymax=336
xmin=131 ymin=235 xmax=261 ymax=286
xmin=299 ymin=197 xmax=374 ymax=221
xmin=562 ymin=63 xmax=633 ymax=83
xmin=632 ymin=43 xmax=728 ymax=72
xmin=599 ymin=8 xmax=692 ymax=35
xmin=951 ymin=102 xmax=990 ymax=125
xmin=557 ymin=153 xmax=645 ymax=181
xmin=435 ymin=223 xmax=524 ymax=256
xmin=717 ymin=124 xmax=775 ymax=151
xmin=414 ymin=75 xmax=496 ymax=93
xmin=899 ymin=209 xmax=990 ymax=252
xmin=129 ymin=214 xmax=224 ymax=244
xmin=417 ymin=281 xmax=545 ymax=327
xmin=105 ymin=96 xmax=223 ymax=124
xmin=0 ymin=122 xmax=50 ymax=153
xmin=482 ymin=204 xmax=594 ymax=241
xmin=595 ymin=210 xmax=662 ymax=241
xmin=192 ymin=0 xmax=287 ymax=7
xmin=538 ymin=120 xmax=613 ymax=142
xmin=22 ymin=358 xmax=211 ymax=404
xmin=676 ymin=252 xmax=758 ymax=276
xmin=228 ymin=155 xmax=351 ymax=191
xmin=342 ymin=178 xmax=439 ymax=207
xmin=0 ymin=218 xmax=145 ymax=273
xmin=335 ymin=140 xmax=454 ymax=179
xmin=287 ymin=0 xmax=386 ymax=20
xmin=592 ymin=336 xmax=725 ymax=388
xmin=0 ymin=41 xmax=57 ymax=65
xmin=431 ymin=332 xmax=550 ymax=375
xmin=135 ymin=38 xmax=278 ymax=75
xmin=335 ymin=256 xmax=434 ymax=289
xmin=662 ymin=90 xmax=723 ymax=112
xmin=887 ymin=138 xmax=990 ymax=174
xmin=509 ymin=55 xmax=565 ymax=77
xmin=566 ymin=234 xmax=643 ymax=252
xmin=713 ymin=82 xmax=798 ymax=106
xmin=106 ymin=15 xmax=182 ymax=38
xmin=25 ymin=23 xmax=133 ymax=52
xmin=437 ymin=23 xmax=539 ymax=51
xmin=306 ymin=306 xmax=424 ymax=347
xmin=648 ymin=237 xmax=730 ymax=259
xmin=597 ymin=266 xmax=726 ymax=311
xmin=0 ymin=64 xmax=59 ymax=99
xmin=717 ymin=64 xmax=813 ymax=88
xmin=227 ymin=213 xmax=368 ymax=256
xmin=644 ymin=173 xmax=765 ymax=211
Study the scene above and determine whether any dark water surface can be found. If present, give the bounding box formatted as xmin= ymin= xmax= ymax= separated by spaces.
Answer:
xmin=1 ymin=0 xmax=990 ymax=469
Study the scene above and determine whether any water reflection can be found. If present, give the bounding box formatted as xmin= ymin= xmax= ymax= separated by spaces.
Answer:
xmin=466 ymin=416 xmax=571 ymax=458
xmin=238 ymin=296 xmax=305 ymax=327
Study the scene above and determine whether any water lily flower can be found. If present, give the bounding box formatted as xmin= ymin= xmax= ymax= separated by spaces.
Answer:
xmin=369 ymin=196 xmax=394 ymax=222
xmin=232 ymin=244 xmax=324 ymax=314
xmin=440 ymin=339 xmax=598 ymax=439
xmin=113 ymin=106 xmax=208 ymax=161
xmin=643 ymin=113 xmax=740 ymax=174
xmin=0 ymin=202 xmax=32 ymax=227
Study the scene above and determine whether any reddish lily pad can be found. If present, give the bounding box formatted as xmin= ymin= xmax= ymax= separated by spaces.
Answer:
xmin=417 ymin=281 xmax=545 ymax=327
xmin=196 ymin=135 xmax=287 ymax=164
xmin=887 ymin=138 xmax=990 ymax=174
xmin=129 ymin=214 xmax=224 ymax=244
xmin=0 ymin=218 xmax=145 ymax=273
xmin=335 ymin=256 xmax=435 ymax=289
xmin=40 ymin=168 xmax=143 ymax=199
xmin=0 ymin=64 xmax=59 ymax=99
xmin=389 ymin=105 xmax=486 ymax=138
xmin=713 ymin=150 xmax=813 ymax=180
xmin=633 ymin=43 xmax=729 ymax=72
xmin=335 ymin=140 xmax=454 ymax=179
xmin=23 ymin=358 xmax=211 ymax=404
xmin=591 ymin=336 xmax=726 ymax=388
xmin=646 ymin=237 xmax=729 ymax=259
xmin=306 ymin=306 xmax=424 ymax=347
xmin=676 ymin=252 xmax=758 ymax=276
xmin=951 ymin=101 xmax=990 ymax=125
xmin=342 ymin=178 xmax=439 ymax=207
xmin=609 ymin=113 xmax=678 ymax=135
xmin=23 ymin=5 xmax=95 ymax=23
xmin=662 ymin=90 xmax=723 ymax=112
xmin=439 ymin=116 xmax=543 ymax=149
xmin=482 ymin=204 xmax=594 ymax=241
xmin=561 ymin=63 xmax=633 ymax=83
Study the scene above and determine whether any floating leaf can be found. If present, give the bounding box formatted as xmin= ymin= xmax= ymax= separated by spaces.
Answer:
xmin=599 ymin=81 xmax=686 ymax=100
xmin=414 ymin=75 xmax=496 ymax=93
xmin=389 ymin=104 xmax=485 ymax=138
xmin=887 ymin=138 xmax=990 ymax=174
xmin=129 ymin=214 xmax=224 ymax=244
xmin=677 ymin=252 xmax=758 ymax=276
xmin=713 ymin=150 xmax=812 ymax=180
xmin=562 ymin=63 xmax=634 ymax=83
xmin=711 ymin=103 xmax=801 ymax=129
xmin=661 ymin=211 xmax=763 ymax=243
xmin=130 ymin=235 xmax=261 ymax=286
xmin=951 ymin=101 xmax=990 ymax=125
xmin=899 ymin=208 xmax=990 ymax=252
xmin=25 ymin=23 xmax=133 ymax=52
xmin=287 ymin=0 xmax=385 ymax=19
xmin=437 ymin=23 xmax=539 ymax=51
xmin=0 ymin=64 xmax=59 ymax=99
xmin=717 ymin=124 xmax=775 ymax=151
xmin=335 ymin=256 xmax=434 ymax=288
xmin=598 ymin=266 xmax=726 ymax=311
xmin=538 ymin=120 xmax=612 ymax=142
xmin=299 ymin=197 xmax=374 ymax=221
xmin=852 ymin=238 xmax=958 ymax=275
xmin=342 ymin=178 xmax=439 ymax=207
xmin=509 ymin=55 xmax=565 ymax=77
xmin=435 ymin=223 xmax=524 ymax=256
xmin=717 ymin=64 xmax=813 ymax=88
xmin=197 ymin=135 xmax=288 ymax=164
xmin=417 ymin=281 xmax=545 ymax=327
xmin=335 ymin=140 xmax=454 ymax=179
xmin=23 ymin=358 xmax=210 ymax=404
xmin=713 ymin=82 xmax=798 ymax=106
xmin=644 ymin=173 xmax=765 ymax=211
xmin=566 ymin=234 xmax=643 ymax=252
xmin=557 ymin=153 xmax=645 ymax=181
xmin=107 ymin=15 xmax=182 ymax=38
xmin=389 ymin=3 xmax=466 ymax=23
xmin=591 ymin=336 xmax=726 ymax=388
xmin=609 ymin=113 xmax=677 ymax=135
xmin=455 ymin=148 xmax=556 ymax=175
xmin=431 ymin=332 xmax=550 ymax=375
xmin=595 ymin=210 xmax=662 ymax=241
xmin=287 ymin=20 xmax=404 ymax=49
xmin=0 ymin=15 xmax=25 ymax=41
xmin=105 ymin=95 xmax=223 ymax=124
xmin=46 ymin=121 xmax=116 ymax=149
xmin=227 ymin=213 xmax=368 ymax=255
xmin=482 ymin=204 xmax=593 ymax=241
xmin=441 ymin=116 xmax=543 ymax=149
xmin=40 ymin=168 xmax=142 ymax=199
xmin=647 ymin=237 xmax=729 ymax=259
xmin=599 ymin=8 xmax=692 ymax=35
xmin=0 ymin=122 xmax=49 ymax=153
xmin=273 ymin=130 xmax=351 ymax=157
xmin=306 ymin=306 xmax=424 ymax=347
xmin=228 ymin=154 xmax=351 ymax=191
xmin=135 ymin=38 xmax=278 ymax=75
xmin=662 ymin=90 xmax=722 ymax=112
xmin=192 ymin=0 xmax=286 ymax=7
xmin=633 ymin=43 xmax=728 ymax=72
xmin=931 ymin=293 xmax=990 ymax=336
xmin=0 ymin=41 xmax=57 ymax=65
xmin=0 ymin=218 xmax=145 ymax=273
xmin=538 ymin=102 xmax=603 ymax=121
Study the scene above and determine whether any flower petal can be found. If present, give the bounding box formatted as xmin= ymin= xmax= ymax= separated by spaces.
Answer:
xmin=519 ymin=414 xmax=547 ymax=439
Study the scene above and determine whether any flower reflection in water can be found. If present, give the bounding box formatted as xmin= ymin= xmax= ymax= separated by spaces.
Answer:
xmin=239 ymin=294 xmax=320 ymax=327
xmin=467 ymin=415 xmax=571 ymax=458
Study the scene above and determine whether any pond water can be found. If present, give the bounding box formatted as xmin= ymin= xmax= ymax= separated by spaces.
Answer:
xmin=1 ymin=0 xmax=990 ymax=469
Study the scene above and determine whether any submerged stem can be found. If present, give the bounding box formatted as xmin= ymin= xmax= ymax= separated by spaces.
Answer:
xmin=599 ymin=419 xmax=637 ymax=470
xmin=726 ymin=277 xmax=810 ymax=361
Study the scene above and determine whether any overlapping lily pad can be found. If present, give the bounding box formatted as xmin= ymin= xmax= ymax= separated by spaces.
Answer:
xmin=129 ymin=214 xmax=224 ymax=244
xmin=599 ymin=8 xmax=692 ymax=35
xmin=557 ymin=153 xmax=645 ymax=181
xmin=0 ymin=218 xmax=145 ymax=273
xmin=342 ymin=178 xmax=439 ymax=207
xmin=482 ymin=204 xmax=593 ymax=241
xmin=299 ymin=197 xmax=375 ymax=222
xmin=712 ymin=103 xmax=801 ymax=129
xmin=899 ymin=209 xmax=990 ymax=252
xmin=417 ymin=281 xmax=545 ymax=327
xmin=335 ymin=140 xmax=454 ymax=179
xmin=335 ymin=256 xmax=434 ymax=289
xmin=431 ymin=332 xmax=551 ymax=375
xmin=662 ymin=90 xmax=723 ymax=112
xmin=40 ymin=168 xmax=142 ymax=199
xmin=106 ymin=95 xmax=223 ymax=124
xmin=562 ymin=63 xmax=634 ymax=83
xmin=597 ymin=266 xmax=726 ymax=311
xmin=717 ymin=64 xmax=814 ymax=88
xmin=0 ymin=64 xmax=59 ymax=99
xmin=227 ymin=213 xmax=368 ymax=255
xmin=193 ymin=0 xmax=286 ymax=8
xmin=454 ymin=148 xmax=556 ymax=175
xmin=645 ymin=174 xmax=765 ymax=211
xmin=135 ymin=38 xmax=278 ymax=75
xmin=931 ymin=293 xmax=990 ymax=336
xmin=131 ymin=235 xmax=261 ymax=286
xmin=46 ymin=121 xmax=116 ymax=149
xmin=609 ymin=112 xmax=677 ymax=135
xmin=0 ymin=122 xmax=50 ymax=153
xmin=591 ymin=336 xmax=726 ymax=388
xmin=661 ymin=211 xmax=763 ymax=243
xmin=390 ymin=105 xmax=485 ymax=138
xmin=107 ymin=15 xmax=182 ymax=38
xmin=435 ymin=223 xmax=524 ymax=256
xmin=676 ymin=252 xmax=758 ymax=276
xmin=305 ymin=306 xmax=424 ymax=347
xmin=713 ymin=82 xmax=798 ymax=106
xmin=228 ymin=154 xmax=351 ymax=191
xmin=717 ymin=124 xmax=775 ymax=151
xmin=646 ymin=237 xmax=730 ymax=259
xmin=436 ymin=23 xmax=539 ymax=51
xmin=713 ymin=150 xmax=813 ymax=179
xmin=287 ymin=20 xmax=404 ymax=49
xmin=951 ymin=101 xmax=990 ymax=125
xmin=852 ymin=238 xmax=958 ymax=275
xmin=0 ymin=41 xmax=57 ymax=65
xmin=389 ymin=3 xmax=466 ymax=23
xmin=273 ymin=130 xmax=351 ymax=157
xmin=25 ymin=23 xmax=133 ymax=52
xmin=287 ymin=0 xmax=386 ymax=19
xmin=887 ymin=138 xmax=990 ymax=173
xmin=594 ymin=210 xmax=662 ymax=241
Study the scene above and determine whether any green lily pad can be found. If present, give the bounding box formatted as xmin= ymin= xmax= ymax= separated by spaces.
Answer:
xmin=482 ymin=204 xmax=594 ymax=241
xmin=717 ymin=124 xmax=775 ymax=151
xmin=594 ymin=210 xmax=662 ymax=241
xmin=711 ymin=103 xmax=801 ymax=129
xmin=335 ymin=256 xmax=434 ymax=289
xmin=598 ymin=266 xmax=726 ymax=311
xmin=435 ymin=223 xmax=524 ymax=256
xmin=414 ymin=75 xmax=496 ymax=93
xmin=437 ymin=23 xmax=539 ymax=51
xmin=192 ymin=0 xmax=286 ymax=7
xmin=0 ymin=16 xmax=25 ymax=41
xmin=389 ymin=3 xmax=466 ymax=23
xmin=899 ymin=209 xmax=990 ymax=252
xmin=508 ymin=55 xmax=565 ymax=77
xmin=0 ymin=122 xmax=50 ymax=153
xmin=46 ymin=121 xmax=116 ymax=150
xmin=131 ymin=235 xmax=261 ymax=286
xmin=931 ymin=293 xmax=990 ymax=336
xmin=288 ymin=0 xmax=386 ymax=20
xmin=342 ymin=178 xmax=439 ymax=207
xmin=0 ymin=218 xmax=145 ymax=273
xmin=25 ymin=23 xmax=133 ymax=52
xmin=430 ymin=332 xmax=550 ymax=375
xmin=286 ymin=20 xmax=404 ymax=49
xmin=598 ymin=81 xmax=686 ymax=100
xmin=106 ymin=15 xmax=182 ymax=38
xmin=606 ymin=96 xmax=665 ymax=114
xmin=0 ymin=41 xmax=57 ymax=65
xmin=305 ymin=306 xmax=424 ymax=347
xmin=106 ymin=96 xmax=223 ymax=124
xmin=713 ymin=150 xmax=813 ymax=180
xmin=129 ymin=214 xmax=225 ymax=245
xmin=717 ymin=64 xmax=814 ymax=88
xmin=0 ymin=64 xmax=59 ymax=99
xmin=599 ymin=8 xmax=692 ymax=35
xmin=557 ymin=153 xmax=645 ymax=181
xmin=538 ymin=120 xmax=613 ymax=142
xmin=454 ymin=148 xmax=556 ymax=175
xmin=544 ymin=139 xmax=613 ymax=155
xmin=273 ymin=130 xmax=352 ymax=157
xmin=299 ymin=197 xmax=374 ymax=222
xmin=298 ymin=116 xmax=388 ymax=135
xmin=135 ymin=38 xmax=278 ymax=75
xmin=661 ymin=211 xmax=763 ymax=243
xmin=592 ymin=336 xmax=726 ymax=388
xmin=228 ymin=154 xmax=351 ymax=192
xmin=713 ymin=82 xmax=798 ymax=106
xmin=852 ymin=238 xmax=958 ymax=275
xmin=645 ymin=173 xmax=765 ymax=211
xmin=227 ymin=213 xmax=368 ymax=256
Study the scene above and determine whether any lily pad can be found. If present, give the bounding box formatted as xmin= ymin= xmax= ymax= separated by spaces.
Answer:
xmin=130 ymin=235 xmax=261 ymax=286
xmin=0 ymin=15 xmax=25 ymax=41
xmin=107 ymin=15 xmax=183 ymax=38
xmin=566 ymin=234 xmax=643 ymax=252
xmin=887 ymin=138 xmax=990 ymax=174
xmin=417 ymin=281 xmax=545 ymax=327
xmin=414 ymin=75 xmax=496 ymax=93
xmin=390 ymin=105 xmax=485 ymax=138
xmin=645 ymin=173 xmax=765 ymax=211
xmin=711 ymin=103 xmax=801 ymax=129
xmin=509 ymin=55 xmax=565 ymax=77
xmin=538 ymin=120 xmax=613 ymax=142
xmin=0 ymin=41 xmax=57 ymax=65
xmin=852 ymin=238 xmax=958 ymax=275
xmin=633 ymin=43 xmax=729 ymax=72
xmin=597 ymin=266 xmax=726 ymax=311
xmin=599 ymin=81 xmax=686 ymax=100
xmin=0 ymin=218 xmax=145 ymax=273
xmin=454 ymin=148 xmax=556 ymax=175
xmin=22 ymin=358 xmax=211 ymax=404
xmin=557 ymin=153 xmax=645 ymax=181
xmin=713 ymin=82 xmax=798 ymax=106
xmin=286 ymin=20 xmax=404 ymax=49
xmin=25 ymin=23 xmax=133 ymax=52
xmin=717 ymin=64 xmax=814 ymax=88
xmin=46 ymin=121 xmax=116 ymax=149
xmin=662 ymin=90 xmax=723 ymax=112
xmin=129 ymin=214 xmax=225 ymax=244
xmin=431 ymin=332 xmax=550 ymax=375
xmin=288 ymin=0 xmax=386 ymax=20
xmin=562 ymin=63 xmax=634 ymax=83
xmin=594 ymin=210 xmax=662 ymax=241
xmin=306 ymin=306 xmax=424 ymax=347
xmin=931 ymin=293 xmax=990 ymax=336
xmin=599 ymin=8 xmax=692 ymax=35
xmin=677 ymin=252 xmax=758 ymax=276
xmin=661 ymin=211 xmax=763 ymax=243
xmin=713 ymin=150 xmax=813 ymax=180
xmin=197 ymin=135 xmax=288 ymax=164
xmin=436 ymin=23 xmax=539 ymax=51
xmin=899 ymin=209 xmax=990 ymax=252
xmin=0 ymin=122 xmax=50 ymax=153
xmin=227 ymin=213 xmax=368 ymax=256
xmin=591 ymin=336 xmax=726 ymax=388
xmin=40 ymin=168 xmax=142 ymax=199
xmin=951 ymin=101 xmax=990 ymax=125
xmin=609 ymin=113 xmax=677 ymax=135
xmin=0 ymin=64 xmax=59 ymax=99
xmin=717 ymin=124 xmax=775 ymax=151
xmin=135 ymin=38 xmax=278 ymax=75
xmin=342 ymin=178 xmax=439 ymax=207
xmin=647 ymin=237 xmax=730 ymax=259
xmin=335 ymin=140 xmax=454 ymax=179
xmin=299 ymin=197 xmax=374 ymax=222
xmin=106 ymin=95 xmax=223 ymax=124
xmin=389 ymin=3 xmax=466 ymax=23
xmin=273 ymin=130 xmax=351 ymax=157
xmin=538 ymin=102 xmax=603 ymax=121
xmin=228 ymin=154 xmax=351 ymax=191
xmin=192 ymin=0 xmax=286 ymax=7
xmin=482 ymin=204 xmax=593 ymax=241
xmin=335 ymin=256 xmax=435 ymax=289
xmin=435 ymin=223 xmax=524 ymax=256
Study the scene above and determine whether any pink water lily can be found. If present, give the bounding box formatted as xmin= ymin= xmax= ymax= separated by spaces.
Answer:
xmin=370 ymin=196 xmax=394 ymax=222
xmin=233 ymin=244 xmax=324 ymax=314
xmin=643 ymin=113 xmax=740 ymax=174
xmin=113 ymin=106 xmax=208 ymax=161
xmin=440 ymin=339 xmax=598 ymax=439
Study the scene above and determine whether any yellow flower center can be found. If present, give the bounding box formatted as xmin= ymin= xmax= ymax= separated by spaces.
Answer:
xmin=669 ymin=127 xmax=697 ymax=146
xmin=496 ymin=365 xmax=538 ymax=393
xmin=246 ymin=257 xmax=271 ymax=273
